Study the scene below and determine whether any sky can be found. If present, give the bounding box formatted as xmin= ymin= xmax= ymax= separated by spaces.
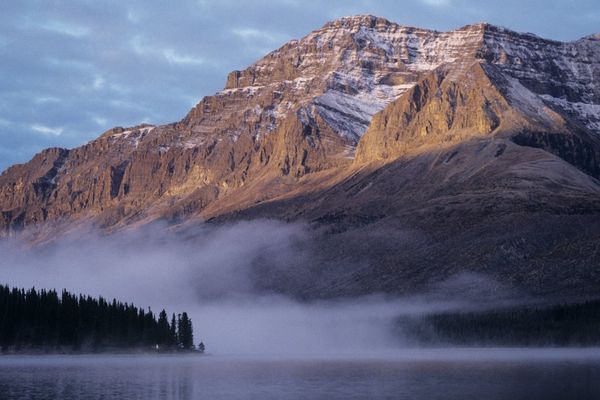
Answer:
xmin=1 ymin=0 xmax=599 ymax=171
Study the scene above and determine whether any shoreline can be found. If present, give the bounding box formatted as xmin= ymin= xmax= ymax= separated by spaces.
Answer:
xmin=0 ymin=349 xmax=205 ymax=356
xmin=4 ymin=347 xmax=600 ymax=361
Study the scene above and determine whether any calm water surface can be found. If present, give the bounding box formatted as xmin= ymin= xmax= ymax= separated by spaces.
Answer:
xmin=1 ymin=349 xmax=600 ymax=399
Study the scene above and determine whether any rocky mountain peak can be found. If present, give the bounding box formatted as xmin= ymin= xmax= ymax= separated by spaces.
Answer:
xmin=580 ymin=32 xmax=600 ymax=41
xmin=1 ymin=16 xmax=600 ymax=241
xmin=321 ymin=14 xmax=397 ymax=30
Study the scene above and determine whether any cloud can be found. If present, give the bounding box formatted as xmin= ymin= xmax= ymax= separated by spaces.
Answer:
xmin=130 ymin=35 xmax=210 ymax=66
xmin=43 ymin=57 xmax=93 ymax=71
xmin=420 ymin=0 xmax=451 ymax=6
xmin=126 ymin=9 xmax=141 ymax=23
xmin=40 ymin=20 xmax=91 ymax=38
xmin=230 ymin=27 xmax=290 ymax=56
xmin=31 ymin=124 xmax=64 ymax=136
xmin=34 ymin=96 xmax=61 ymax=104
xmin=129 ymin=35 xmax=151 ymax=56
xmin=92 ymin=116 xmax=108 ymax=126
xmin=92 ymin=75 xmax=104 ymax=90
xmin=162 ymin=48 xmax=207 ymax=65
xmin=232 ymin=27 xmax=287 ymax=43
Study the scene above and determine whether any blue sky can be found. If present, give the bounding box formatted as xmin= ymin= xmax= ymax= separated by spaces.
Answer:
xmin=1 ymin=0 xmax=599 ymax=171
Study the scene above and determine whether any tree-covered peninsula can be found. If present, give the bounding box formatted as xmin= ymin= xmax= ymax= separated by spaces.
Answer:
xmin=0 ymin=285 xmax=204 ymax=354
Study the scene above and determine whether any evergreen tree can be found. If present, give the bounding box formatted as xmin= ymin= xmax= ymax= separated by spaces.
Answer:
xmin=171 ymin=313 xmax=178 ymax=346
xmin=157 ymin=309 xmax=170 ymax=346
xmin=0 ymin=284 xmax=200 ymax=353
xmin=198 ymin=341 xmax=205 ymax=353
xmin=399 ymin=300 xmax=600 ymax=346
xmin=178 ymin=312 xmax=194 ymax=350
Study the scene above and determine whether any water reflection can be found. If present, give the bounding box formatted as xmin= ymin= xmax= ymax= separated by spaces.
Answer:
xmin=1 ymin=352 xmax=600 ymax=399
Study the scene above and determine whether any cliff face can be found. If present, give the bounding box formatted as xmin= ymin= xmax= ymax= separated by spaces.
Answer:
xmin=355 ymin=64 xmax=511 ymax=162
xmin=1 ymin=15 xmax=600 ymax=243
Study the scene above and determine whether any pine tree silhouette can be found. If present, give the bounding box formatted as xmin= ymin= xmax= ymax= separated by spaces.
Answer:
xmin=178 ymin=312 xmax=194 ymax=350
xmin=0 ymin=284 xmax=201 ymax=353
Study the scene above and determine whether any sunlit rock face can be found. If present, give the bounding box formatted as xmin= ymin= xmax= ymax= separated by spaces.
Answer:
xmin=1 ymin=14 xmax=600 ymax=295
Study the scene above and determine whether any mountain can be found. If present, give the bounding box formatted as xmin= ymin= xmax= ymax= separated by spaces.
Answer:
xmin=2 ymin=16 xmax=600 ymax=299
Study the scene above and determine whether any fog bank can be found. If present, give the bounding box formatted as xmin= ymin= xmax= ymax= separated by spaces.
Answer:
xmin=0 ymin=220 xmax=522 ymax=355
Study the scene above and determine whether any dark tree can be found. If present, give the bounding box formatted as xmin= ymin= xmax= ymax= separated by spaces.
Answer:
xmin=171 ymin=313 xmax=178 ymax=346
xmin=157 ymin=309 xmax=171 ymax=346
xmin=198 ymin=342 xmax=205 ymax=353
xmin=0 ymin=284 xmax=198 ymax=353
xmin=177 ymin=312 xmax=194 ymax=350
xmin=399 ymin=300 xmax=600 ymax=347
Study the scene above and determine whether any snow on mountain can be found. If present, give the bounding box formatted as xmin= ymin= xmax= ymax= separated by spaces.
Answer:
xmin=541 ymin=95 xmax=600 ymax=134
xmin=206 ymin=16 xmax=599 ymax=143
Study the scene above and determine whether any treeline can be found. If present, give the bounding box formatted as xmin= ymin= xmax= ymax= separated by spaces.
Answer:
xmin=0 ymin=285 xmax=203 ymax=353
xmin=398 ymin=300 xmax=600 ymax=346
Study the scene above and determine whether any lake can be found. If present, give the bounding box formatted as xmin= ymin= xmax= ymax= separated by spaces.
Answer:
xmin=2 ymin=349 xmax=600 ymax=399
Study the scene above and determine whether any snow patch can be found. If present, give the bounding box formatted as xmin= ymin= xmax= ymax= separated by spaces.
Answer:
xmin=109 ymin=126 xmax=156 ymax=148
xmin=111 ymin=130 xmax=132 ymax=139
xmin=219 ymin=85 xmax=265 ymax=96
xmin=314 ymin=90 xmax=385 ymax=140
xmin=505 ymin=77 xmax=557 ymax=125
xmin=540 ymin=95 xmax=600 ymax=134
xmin=158 ymin=145 xmax=170 ymax=155
xmin=182 ymin=136 xmax=207 ymax=149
